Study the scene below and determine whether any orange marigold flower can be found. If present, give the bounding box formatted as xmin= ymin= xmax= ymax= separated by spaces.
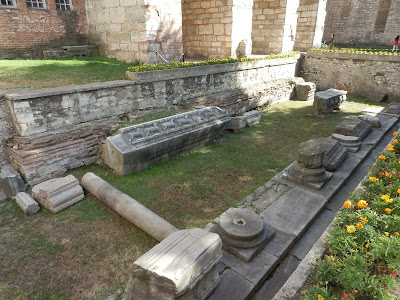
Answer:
xmin=357 ymin=200 xmax=368 ymax=208
xmin=387 ymin=145 xmax=395 ymax=152
xmin=397 ymin=189 xmax=400 ymax=194
xmin=385 ymin=172 xmax=392 ymax=178
xmin=360 ymin=217 xmax=368 ymax=224
xmin=356 ymin=222 xmax=364 ymax=230
xmin=343 ymin=200 xmax=352 ymax=209
xmin=369 ymin=177 xmax=379 ymax=182
xmin=394 ymin=139 xmax=399 ymax=144
xmin=378 ymin=155 xmax=386 ymax=160
xmin=385 ymin=208 xmax=392 ymax=212
xmin=395 ymin=232 xmax=399 ymax=236
xmin=393 ymin=132 xmax=398 ymax=136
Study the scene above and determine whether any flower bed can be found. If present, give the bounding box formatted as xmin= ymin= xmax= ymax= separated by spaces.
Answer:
xmin=302 ymin=131 xmax=400 ymax=300
xmin=310 ymin=48 xmax=399 ymax=56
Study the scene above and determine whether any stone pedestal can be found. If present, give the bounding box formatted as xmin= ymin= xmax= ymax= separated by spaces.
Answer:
xmin=331 ymin=134 xmax=361 ymax=153
xmin=216 ymin=208 xmax=274 ymax=263
xmin=312 ymin=88 xmax=347 ymax=117
xmin=334 ymin=117 xmax=372 ymax=140
xmin=318 ymin=137 xmax=348 ymax=171
xmin=31 ymin=175 xmax=84 ymax=213
xmin=15 ymin=192 xmax=40 ymax=215
xmin=123 ymin=229 xmax=222 ymax=300
xmin=358 ymin=115 xmax=381 ymax=128
xmin=282 ymin=139 xmax=332 ymax=189
xmin=296 ymin=82 xmax=316 ymax=101
xmin=0 ymin=164 xmax=26 ymax=198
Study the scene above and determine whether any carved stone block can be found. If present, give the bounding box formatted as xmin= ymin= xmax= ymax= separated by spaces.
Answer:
xmin=243 ymin=110 xmax=261 ymax=127
xmin=15 ymin=192 xmax=40 ymax=215
xmin=0 ymin=164 xmax=26 ymax=197
xmin=103 ymin=107 xmax=230 ymax=175
xmin=296 ymin=82 xmax=316 ymax=101
xmin=331 ymin=134 xmax=361 ymax=153
xmin=226 ymin=116 xmax=247 ymax=132
xmin=312 ymin=88 xmax=347 ymax=117
xmin=124 ymin=229 xmax=222 ymax=300
xmin=31 ymin=175 xmax=84 ymax=213
xmin=358 ymin=115 xmax=381 ymax=128
xmin=317 ymin=137 xmax=348 ymax=171
xmin=334 ymin=117 xmax=372 ymax=140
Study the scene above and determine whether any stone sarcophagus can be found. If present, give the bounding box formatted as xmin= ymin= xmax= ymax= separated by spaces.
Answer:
xmin=103 ymin=107 xmax=230 ymax=175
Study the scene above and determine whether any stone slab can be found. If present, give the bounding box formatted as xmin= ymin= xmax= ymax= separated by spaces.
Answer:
xmin=312 ymin=88 xmax=346 ymax=117
xmin=15 ymin=192 xmax=40 ymax=215
xmin=263 ymin=227 xmax=297 ymax=259
xmin=220 ymin=248 xmax=279 ymax=287
xmin=124 ymin=229 xmax=222 ymax=300
xmin=0 ymin=164 xmax=26 ymax=197
xmin=331 ymin=133 xmax=361 ymax=152
xmin=254 ymin=254 xmax=301 ymax=300
xmin=363 ymin=130 xmax=385 ymax=147
xmin=334 ymin=117 xmax=372 ymax=140
xmin=358 ymin=115 xmax=381 ymax=128
xmin=243 ymin=110 xmax=261 ymax=127
xmin=226 ymin=116 xmax=246 ymax=131
xmin=281 ymin=163 xmax=333 ymax=190
xmin=103 ymin=107 xmax=231 ymax=175
xmin=260 ymin=187 xmax=327 ymax=237
xmin=207 ymin=269 xmax=254 ymax=300
xmin=362 ymin=107 xmax=385 ymax=114
xmin=31 ymin=175 xmax=84 ymax=213
xmin=289 ymin=209 xmax=336 ymax=260
xmin=0 ymin=192 xmax=7 ymax=203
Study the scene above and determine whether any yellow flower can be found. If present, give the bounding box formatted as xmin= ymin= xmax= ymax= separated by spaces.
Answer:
xmin=356 ymin=222 xmax=364 ymax=230
xmin=360 ymin=216 xmax=368 ymax=224
xmin=378 ymin=155 xmax=386 ymax=160
xmin=394 ymin=139 xmax=399 ymax=144
xmin=395 ymin=232 xmax=399 ymax=236
xmin=365 ymin=243 xmax=370 ymax=248
xmin=385 ymin=171 xmax=392 ymax=178
xmin=347 ymin=225 xmax=356 ymax=233
xmin=387 ymin=145 xmax=395 ymax=152
xmin=385 ymin=232 xmax=390 ymax=236
xmin=393 ymin=132 xmax=398 ymax=136
xmin=343 ymin=200 xmax=352 ymax=209
xmin=327 ymin=255 xmax=335 ymax=262
xmin=397 ymin=189 xmax=400 ymax=194
xmin=381 ymin=194 xmax=393 ymax=203
xmin=317 ymin=295 xmax=324 ymax=300
xmin=385 ymin=208 xmax=392 ymax=213
xmin=369 ymin=177 xmax=379 ymax=182
xmin=357 ymin=200 xmax=368 ymax=208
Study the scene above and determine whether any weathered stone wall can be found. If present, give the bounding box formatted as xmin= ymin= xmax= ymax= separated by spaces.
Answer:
xmin=294 ymin=0 xmax=327 ymax=51
xmin=0 ymin=92 xmax=15 ymax=165
xmin=3 ymin=56 xmax=300 ymax=184
xmin=0 ymin=1 xmax=88 ymax=58
xmin=182 ymin=0 xmax=234 ymax=59
xmin=323 ymin=0 xmax=400 ymax=46
xmin=85 ymin=0 xmax=182 ymax=64
xmin=301 ymin=51 xmax=400 ymax=101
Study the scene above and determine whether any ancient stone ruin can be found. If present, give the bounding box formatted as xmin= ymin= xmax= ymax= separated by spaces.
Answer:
xmin=283 ymin=139 xmax=332 ymax=189
xmin=103 ymin=107 xmax=230 ymax=175
xmin=312 ymin=88 xmax=347 ymax=118
xmin=296 ymin=82 xmax=316 ymax=101
xmin=15 ymin=192 xmax=40 ymax=215
xmin=0 ymin=164 xmax=26 ymax=198
xmin=317 ymin=137 xmax=348 ymax=171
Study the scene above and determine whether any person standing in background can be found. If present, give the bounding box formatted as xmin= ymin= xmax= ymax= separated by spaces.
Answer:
xmin=328 ymin=34 xmax=335 ymax=49
xmin=392 ymin=36 xmax=399 ymax=52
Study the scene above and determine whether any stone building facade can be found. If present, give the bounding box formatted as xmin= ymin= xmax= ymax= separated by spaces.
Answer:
xmin=0 ymin=0 xmax=329 ymax=62
xmin=0 ymin=0 xmax=88 ymax=58
xmin=323 ymin=0 xmax=400 ymax=46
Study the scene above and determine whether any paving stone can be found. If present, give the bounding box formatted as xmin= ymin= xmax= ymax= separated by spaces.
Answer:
xmin=289 ymin=209 xmax=335 ymax=260
xmin=0 ymin=164 xmax=26 ymax=197
xmin=383 ymin=104 xmax=400 ymax=116
xmin=363 ymin=130 xmax=386 ymax=147
xmin=263 ymin=227 xmax=297 ymax=259
xmin=249 ymin=182 xmax=291 ymax=213
xmin=15 ymin=192 xmax=40 ymax=215
xmin=207 ymin=269 xmax=254 ymax=300
xmin=259 ymin=188 xmax=326 ymax=237
xmin=32 ymin=175 xmax=84 ymax=213
xmin=124 ymin=229 xmax=222 ymax=300
xmin=333 ymin=154 xmax=362 ymax=177
xmin=254 ymin=255 xmax=301 ymax=300
xmin=103 ymin=107 xmax=230 ymax=175
xmin=220 ymin=248 xmax=279 ymax=286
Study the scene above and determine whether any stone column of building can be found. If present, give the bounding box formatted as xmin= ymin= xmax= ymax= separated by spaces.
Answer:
xmin=323 ymin=0 xmax=400 ymax=46
xmin=182 ymin=0 xmax=234 ymax=60
xmin=85 ymin=0 xmax=182 ymax=64
xmin=294 ymin=0 xmax=327 ymax=51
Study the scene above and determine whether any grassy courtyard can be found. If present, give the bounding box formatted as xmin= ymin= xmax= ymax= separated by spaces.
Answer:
xmin=0 ymin=56 xmax=133 ymax=90
xmin=0 ymin=97 xmax=386 ymax=299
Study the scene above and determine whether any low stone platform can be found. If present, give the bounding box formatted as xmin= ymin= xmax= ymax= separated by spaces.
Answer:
xmin=103 ymin=107 xmax=230 ymax=175
xmin=43 ymin=45 xmax=98 ymax=59
xmin=204 ymin=109 xmax=399 ymax=300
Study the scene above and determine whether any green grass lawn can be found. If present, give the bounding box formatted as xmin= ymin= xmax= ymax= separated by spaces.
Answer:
xmin=0 ymin=56 xmax=133 ymax=90
xmin=0 ymin=97 xmax=386 ymax=299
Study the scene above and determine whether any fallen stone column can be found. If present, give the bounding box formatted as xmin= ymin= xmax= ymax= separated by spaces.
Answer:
xmin=81 ymin=172 xmax=178 ymax=242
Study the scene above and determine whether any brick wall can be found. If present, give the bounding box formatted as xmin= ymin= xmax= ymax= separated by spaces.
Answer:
xmin=323 ymin=0 xmax=400 ymax=46
xmin=0 ymin=0 xmax=88 ymax=58
xmin=85 ymin=0 xmax=182 ymax=64
xmin=182 ymin=0 xmax=234 ymax=59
